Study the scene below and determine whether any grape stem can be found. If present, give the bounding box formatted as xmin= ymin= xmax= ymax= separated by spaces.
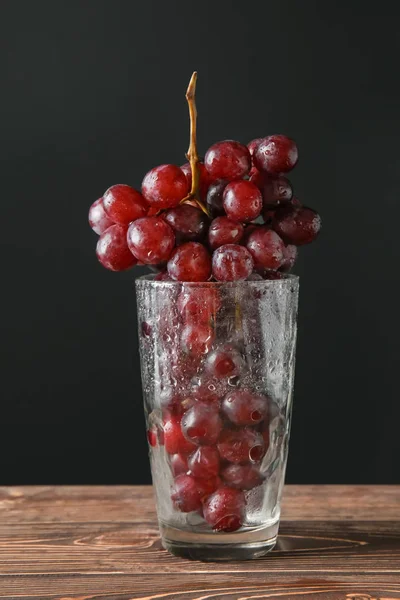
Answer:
xmin=180 ymin=72 xmax=209 ymax=216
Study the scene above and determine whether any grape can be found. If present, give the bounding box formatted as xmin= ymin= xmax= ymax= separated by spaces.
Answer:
xmin=147 ymin=426 xmax=158 ymax=448
xmin=103 ymin=184 xmax=148 ymax=225
xmin=247 ymin=137 xmax=264 ymax=157
xmin=206 ymin=181 xmax=227 ymax=217
xmin=171 ymin=473 xmax=218 ymax=512
xmin=163 ymin=204 xmax=208 ymax=243
xmin=221 ymin=463 xmax=264 ymax=491
xmin=222 ymin=390 xmax=269 ymax=426
xmin=205 ymin=345 xmax=244 ymax=379
xmin=167 ymin=242 xmax=212 ymax=282
xmin=202 ymin=487 xmax=245 ymax=532
xmin=250 ymin=171 xmax=293 ymax=206
xmin=280 ymin=244 xmax=298 ymax=272
xmin=223 ymin=180 xmax=263 ymax=222
xmin=208 ymin=217 xmax=244 ymax=250
xmin=141 ymin=164 xmax=189 ymax=209
xmin=181 ymin=323 xmax=215 ymax=356
xmin=218 ymin=428 xmax=266 ymax=464
xmin=260 ymin=270 xmax=285 ymax=280
xmin=187 ymin=446 xmax=220 ymax=479
xmin=212 ymin=244 xmax=253 ymax=281
xmin=181 ymin=402 xmax=223 ymax=446
xmin=96 ymin=224 xmax=137 ymax=271
xmin=163 ymin=414 xmax=197 ymax=455
xmin=89 ymin=198 xmax=114 ymax=234
xmin=204 ymin=140 xmax=251 ymax=180
xmin=180 ymin=161 xmax=211 ymax=199
xmin=127 ymin=217 xmax=175 ymax=264
xmin=246 ymin=227 xmax=285 ymax=270
xmin=141 ymin=321 xmax=152 ymax=338
xmin=177 ymin=286 xmax=221 ymax=324
xmin=273 ymin=206 xmax=321 ymax=245
xmin=170 ymin=453 xmax=189 ymax=477
xmin=254 ymin=135 xmax=298 ymax=174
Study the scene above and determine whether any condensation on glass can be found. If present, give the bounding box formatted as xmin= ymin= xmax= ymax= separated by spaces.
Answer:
xmin=135 ymin=275 xmax=299 ymax=560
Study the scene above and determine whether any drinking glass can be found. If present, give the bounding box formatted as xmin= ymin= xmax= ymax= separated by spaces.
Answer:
xmin=135 ymin=274 xmax=299 ymax=560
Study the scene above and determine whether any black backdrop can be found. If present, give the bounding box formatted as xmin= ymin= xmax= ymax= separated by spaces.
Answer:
xmin=1 ymin=0 xmax=399 ymax=484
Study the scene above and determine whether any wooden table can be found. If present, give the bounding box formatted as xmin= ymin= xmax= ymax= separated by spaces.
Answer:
xmin=0 ymin=486 xmax=399 ymax=599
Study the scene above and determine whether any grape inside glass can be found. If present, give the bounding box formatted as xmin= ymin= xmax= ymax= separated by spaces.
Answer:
xmin=136 ymin=274 xmax=299 ymax=561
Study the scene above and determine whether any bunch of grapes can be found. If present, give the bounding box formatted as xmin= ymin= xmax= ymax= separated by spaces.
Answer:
xmin=89 ymin=73 xmax=321 ymax=281
xmin=89 ymin=131 xmax=321 ymax=279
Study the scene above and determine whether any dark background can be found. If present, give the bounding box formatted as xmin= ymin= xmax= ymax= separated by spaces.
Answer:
xmin=1 ymin=1 xmax=399 ymax=484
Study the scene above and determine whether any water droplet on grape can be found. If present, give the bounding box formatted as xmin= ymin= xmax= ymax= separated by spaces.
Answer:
xmin=228 ymin=376 xmax=240 ymax=387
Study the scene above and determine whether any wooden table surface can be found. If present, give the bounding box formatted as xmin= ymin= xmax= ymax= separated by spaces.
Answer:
xmin=0 ymin=486 xmax=399 ymax=599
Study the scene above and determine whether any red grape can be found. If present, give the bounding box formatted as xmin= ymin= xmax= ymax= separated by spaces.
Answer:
xmin=246 ymin=227 xmax=285 ymax=270
xmin=167 ymin=242 xmax=212 ymax=282
xmin=181 ymin=161 xmax=211 ymax=199
xmin=188 ymin=446 xmax=220 ymax=479
xmin=170 ymin=453 xmax=189 ymax=477
xmin=181 ymin=402 xmax=222 ymax=446
xmin=161 ymin=390 xmax=186 ymax=417
xmin=250 ymin=171 xmax=293 ymax=206
xmin=203 ymin=486 xmax=245 ymax=532
xmin=89 ymin=198 xmax=114 ymax=234
xmin=221 ymin=463 xmax=264 ymax=491
xmin=204 ymin=140 xmax=251 ymax=180
xmin=141 ymin=164 xmax=189 ymax=209
xmin=223 ymin=180 xmax=263 ymax=222
xmin=177 ymin=286 xmax=221 ymax=324
xmin=260 ymin=270 xmax=285 ymax=280
xmin=222 ymin=390 xmax=269 ymax=426
xmin=218 ymin=428 xmax=266 ymax=464
xmin=127 ymin=216 xmax=175 ymax=264
xmin=206 ymin=181 xmax=227 ymax=217
xmin=273 ymin=206 xmax=321 ymax=245
xmin=247 ymin=137 xmax=264 ymax=157
xmin=208 ymin=217 xmax=244 ymax=250
xmin=181 ymin=323 xmax=215 ymax=355
xmin=103 ymin=184 xmax=148 ymax=225
xmin=141 ymin=321 xmax=152 ymax=338
xmin=163 ymin=204 xmax=208 ymax=243
xmin=171 ymin=473 xmax=218 ymax=512
xmin=96 ymin=224 xmax=137 ymax=271
xmin=147 ymin=426 xmax=158 ymax=448
xmin=254 ymin=135 xmax=298 ymax=175
xmin=163 ymin=414 xmax=197 ymax=455
xmin=280 ymin=244 xmax=298 ymax=272
xmin=212 ymin=244 xmax=253 ymax=281
xmin=205 ymin=345 xmax=244 ymax=379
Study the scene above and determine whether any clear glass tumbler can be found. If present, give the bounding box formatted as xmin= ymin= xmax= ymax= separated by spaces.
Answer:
xmin=135 ymin=274 xmax=299 ymax=561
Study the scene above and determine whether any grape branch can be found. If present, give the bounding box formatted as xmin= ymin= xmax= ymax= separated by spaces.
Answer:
xmin=181 ymin=72 xmax=209 ymax=216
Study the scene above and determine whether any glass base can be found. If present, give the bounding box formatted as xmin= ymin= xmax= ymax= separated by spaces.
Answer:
xmin=161 ymin=519 xmax=279 ymax=561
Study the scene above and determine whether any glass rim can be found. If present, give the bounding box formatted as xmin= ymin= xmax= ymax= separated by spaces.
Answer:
xmin=135 ymin=273 xmax=299 ymax=287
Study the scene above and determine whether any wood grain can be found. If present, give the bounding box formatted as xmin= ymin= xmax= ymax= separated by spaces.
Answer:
xmin=0 ymin=486 xmax=398 ymax=599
